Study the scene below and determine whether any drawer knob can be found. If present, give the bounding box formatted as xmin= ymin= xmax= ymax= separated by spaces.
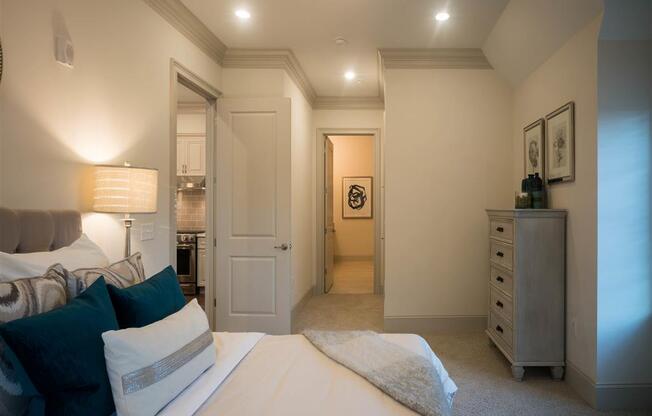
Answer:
xmin=496 ymin=301 xmax=503 ymax=308
xmin=496 ymin=251 xmax=504 ymax=258
xmin=496 ymin=227 xmax=504 ymax=232
xmin=496 ymin=276 xmax=504 ymax=283
xmin=495 ymin=325 xmax=503 ymax=333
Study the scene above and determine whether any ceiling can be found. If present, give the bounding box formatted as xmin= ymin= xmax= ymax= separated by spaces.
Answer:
xmin=181 ymin=0 xmax=509 ymax=97
xmin=483 ymin=0 xmax=603 ymax=85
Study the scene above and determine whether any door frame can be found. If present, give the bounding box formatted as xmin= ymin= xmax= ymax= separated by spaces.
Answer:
xmin=169 ymin=59 xmax=222 ymax=330
xmin=315 ymin=128 xmax=384 ymax=295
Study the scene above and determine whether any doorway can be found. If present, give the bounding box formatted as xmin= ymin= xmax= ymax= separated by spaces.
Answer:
xmin=170 ymin=60 xmax=221 ymax=329
xmin=316 ymin=129 xmax=383 ymax=296
xmin=325 ymin=135 xmax=375 ymax=294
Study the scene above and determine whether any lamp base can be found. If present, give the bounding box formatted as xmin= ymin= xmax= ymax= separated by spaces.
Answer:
xmin=121 ymin=216 xmax=134 ymax=258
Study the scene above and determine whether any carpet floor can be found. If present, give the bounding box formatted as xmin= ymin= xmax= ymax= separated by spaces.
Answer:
xmin=293 ymin=294 xmax=649 ymax=416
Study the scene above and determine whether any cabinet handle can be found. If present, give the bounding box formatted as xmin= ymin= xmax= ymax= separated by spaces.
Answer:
xmin=496 ymin=227 xmax=504 ymax=232
xmin=496 ymin=276 xmax=504 ymax=283
xmin=496 ymin=251 xmax=504 ymax=258
xmin=495 ymin=325 xmax=503 ymax=333
xmin=496 ymin=301 xmax=504 ymax=308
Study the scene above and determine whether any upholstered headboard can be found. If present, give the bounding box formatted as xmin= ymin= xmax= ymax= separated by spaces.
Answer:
xmin=0 ymin=207 xmax=82 ymax=254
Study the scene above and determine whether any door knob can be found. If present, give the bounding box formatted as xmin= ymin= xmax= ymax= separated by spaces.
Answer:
xmin=274 ymin=243 xmax=289 ymax=251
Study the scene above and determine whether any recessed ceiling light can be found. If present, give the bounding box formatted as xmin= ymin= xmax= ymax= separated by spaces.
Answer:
xmin=334 ymin=37 xmax=348 ymax=46
xmin=235 ymin=9 xmax=251 ymax=20
xmin=435 ymin=11 xmax=450 ymax=21
xmin=344 ymin=71 xmax=356 ymax=81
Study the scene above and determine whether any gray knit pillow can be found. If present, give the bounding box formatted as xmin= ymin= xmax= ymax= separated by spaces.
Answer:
xmin=0 ymin=264 xmax=67 ymax=323
xmin=67 ymin=252 xmax=145 ymax=298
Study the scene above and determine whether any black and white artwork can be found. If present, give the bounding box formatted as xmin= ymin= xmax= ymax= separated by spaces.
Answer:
xmin=546 ymin=102 xmax=575 ymax=183
xmin=524 ymin=119 xmax=545 ymax=177
xmin=342 ymin=176 xmax=372 ymax=219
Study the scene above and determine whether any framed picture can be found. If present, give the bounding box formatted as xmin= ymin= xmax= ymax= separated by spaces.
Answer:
xmin=342 ymin=176 xmax=373 ymax=219
xmin=523 ymin=119 xmax=545 ymax=177
xmin=546 ymin=102 xmax=575 ymax=184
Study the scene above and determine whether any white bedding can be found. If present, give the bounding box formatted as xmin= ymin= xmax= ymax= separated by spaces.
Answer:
xmin=161 ymin=332 xmax=456 ymax=416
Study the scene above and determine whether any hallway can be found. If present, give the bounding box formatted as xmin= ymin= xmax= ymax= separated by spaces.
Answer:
xmin=329 ymin=259 xmax=374 ymax=294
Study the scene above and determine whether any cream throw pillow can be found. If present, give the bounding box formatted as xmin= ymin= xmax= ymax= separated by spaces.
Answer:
xmin=0 ymin=234 xmax=109 ymax=282
xmin=102 ymin=299 xmax=215 ymax=416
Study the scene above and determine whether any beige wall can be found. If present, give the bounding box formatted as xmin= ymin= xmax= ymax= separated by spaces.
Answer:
xmin=221 ymin=68 xmax=286 ymax=98
xmin=383 ymin=68 xmax=513 ymax=319
xmin=284 ymin=74 xmax=315 ymax=307
xmin=512 ymin=17 xmax=601 ymax=382
xmin=313 ymin=109 xmax=384 ymax=130
xmin=0 ymin=0 xmax=222 ymax=275
xmin=330 ymin=135 xmax=374 ymax=258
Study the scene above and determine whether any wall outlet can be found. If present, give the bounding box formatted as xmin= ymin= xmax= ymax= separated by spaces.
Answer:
xmin=141 ymin=223 xmax=155 ymax=241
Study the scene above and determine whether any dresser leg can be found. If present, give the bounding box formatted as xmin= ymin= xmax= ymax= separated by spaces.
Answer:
xmin=550 ymin=366 xmax=564 ymax=380
xmin=511 ymin=365 xmax=525 ymax=381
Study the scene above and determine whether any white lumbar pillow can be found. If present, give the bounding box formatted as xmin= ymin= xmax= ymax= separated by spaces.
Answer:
xmin=102 ymin=299 xmax=216 ymax=416
xmin=0 ymin=234 xmax=109 ymax=282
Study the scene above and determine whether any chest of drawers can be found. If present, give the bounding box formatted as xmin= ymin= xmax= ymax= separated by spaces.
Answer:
xmin=486 ymin=209 xmax=567 ymax=381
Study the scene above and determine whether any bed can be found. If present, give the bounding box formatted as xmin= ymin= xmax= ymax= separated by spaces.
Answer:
xmin=0 ymin=208 xmax=457 ymax=416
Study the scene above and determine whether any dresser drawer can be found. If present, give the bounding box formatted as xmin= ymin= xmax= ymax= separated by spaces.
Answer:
xmin=489 ymin=311 xmax=513 ymax=349
xmin=490 ymin=266 xmax=513 ymax=296
xmin=490 ymin=287 xmax=513 ymax=323
xmin=490 ymin=219 xmax=513 ymax=243
xmin=490 ymin=240 xmax=513 ymax=270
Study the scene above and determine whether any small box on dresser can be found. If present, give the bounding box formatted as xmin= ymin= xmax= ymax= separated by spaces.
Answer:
xmin=486 ymin=209 xmax=567 ymax=381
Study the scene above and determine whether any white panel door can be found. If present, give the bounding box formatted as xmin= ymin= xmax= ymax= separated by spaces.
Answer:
xmin=324 ymin=138 xmax=335 ymax=293
xmin=216 ymin=98 xmax=291 ymax=335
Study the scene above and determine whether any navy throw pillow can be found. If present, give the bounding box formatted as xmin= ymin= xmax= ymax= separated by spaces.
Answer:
xmin=0 ymin=277 xmax=118 ymax=416
xmin=107 ymin=265 xmax=186 ymax=328
xmin=0 ymin=335 xmax=44 ymax=416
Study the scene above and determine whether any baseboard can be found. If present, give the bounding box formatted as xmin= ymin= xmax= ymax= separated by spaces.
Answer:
xmin=335 ymin=255 xmax=373 ymax=262
xmin=596 ymin=382 xmax=652 ymax=410
xmin=291 ymin=286 xmax=314 ymax=323
xmin=565 ymin=362 xmax=598 ymax=407
xmin=384 ymin=315 xmax=487 ymax=334
xmin=566 ymin=361 xmax=652 ymax=410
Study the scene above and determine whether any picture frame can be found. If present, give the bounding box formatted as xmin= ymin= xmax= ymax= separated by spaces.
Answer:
xmin=545 ymin=102 xmax=575 ymax=184
xmin=342 ymin=176 xmax=373 ymax=219
xmin=523 ymin=118 xmax=545 ymax=178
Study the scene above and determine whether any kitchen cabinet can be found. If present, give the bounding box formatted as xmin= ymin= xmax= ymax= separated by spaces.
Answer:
xmin=177 ymin=135 xmax=206 ymax=176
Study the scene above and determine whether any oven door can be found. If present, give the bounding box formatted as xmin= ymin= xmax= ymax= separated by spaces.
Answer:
xmin=176 ymin=243 xmax=196 ymax=295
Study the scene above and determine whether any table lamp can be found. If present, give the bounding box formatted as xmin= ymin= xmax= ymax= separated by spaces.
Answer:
xmin=93 ymin=162 xmax=158 ymax=257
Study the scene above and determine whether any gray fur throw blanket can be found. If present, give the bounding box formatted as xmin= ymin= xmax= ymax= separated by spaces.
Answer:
xmin=303 ymin=330 xmax=451 ymax=416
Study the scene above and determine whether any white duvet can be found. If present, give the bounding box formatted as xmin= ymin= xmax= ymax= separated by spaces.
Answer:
xmin=159 ymin=332 xmax=457 ymax=416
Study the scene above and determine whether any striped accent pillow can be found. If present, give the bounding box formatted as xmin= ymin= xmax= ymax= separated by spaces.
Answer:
xmin=66 ymin=252 xmax=145 ymax=298
xmin=0 ymin=264 xmax=67 ymax=324
xmin=102 ymin=299 xmax=215 ymax=416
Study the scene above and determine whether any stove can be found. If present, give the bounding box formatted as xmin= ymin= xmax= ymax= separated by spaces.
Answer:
xmin=176 ymin=233 xmax=198 ymax=295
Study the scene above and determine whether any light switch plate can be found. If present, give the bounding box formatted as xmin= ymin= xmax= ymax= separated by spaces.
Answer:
xmin=141 ymin=223 xmax=155 ymax=241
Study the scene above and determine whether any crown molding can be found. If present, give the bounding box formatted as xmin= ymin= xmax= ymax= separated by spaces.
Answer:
xmin=314 ymin=96 xmax=384 ymax=110
xmin=379 ymin=48 xmax=492 ymax=69
xmin=222 ymin=49 xmax=317 ymax=105
xmin=144 ymin=0 xmax=227 ymax=64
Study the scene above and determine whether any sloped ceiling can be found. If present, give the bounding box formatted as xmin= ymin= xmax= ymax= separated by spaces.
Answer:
xmin=483 ymin=0 xmax=604 ymax=86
